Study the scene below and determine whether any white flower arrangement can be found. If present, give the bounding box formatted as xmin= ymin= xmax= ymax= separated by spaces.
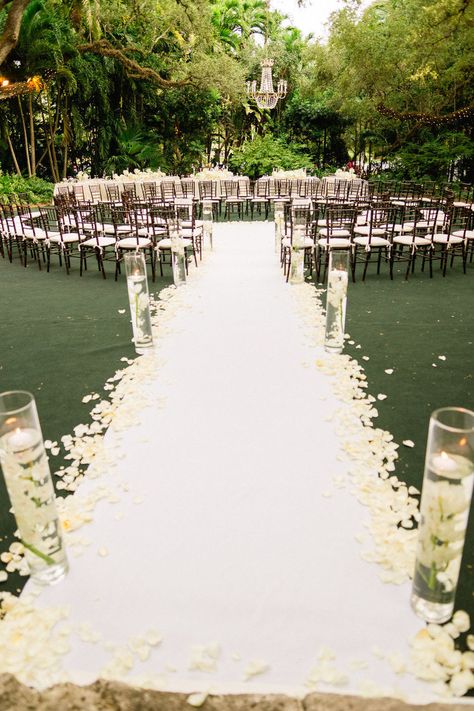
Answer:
xmin=271 ymin=168 xmax=307 ymax=178
xmin=195 ymin=167 xmax=234 ymax=180
xmin=111 ymin=168 xmax=167 ymax=182
xmin=334 ymin=169 xmax=358 ymax=180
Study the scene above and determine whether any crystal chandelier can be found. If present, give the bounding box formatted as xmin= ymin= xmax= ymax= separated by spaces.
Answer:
xmin=246 ymin=59 xmax=287 ymax=110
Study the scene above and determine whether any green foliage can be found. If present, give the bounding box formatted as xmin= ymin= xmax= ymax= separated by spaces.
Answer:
xmin=228 ymin=134 xmax=313 ymax=179
xmin=282 ymin=92 xmax=349 ymax=167
xmin=0 ymin=174 xmax=54 ymax=203
xmin=392 ymin=132 xmax=474 ymax=180
xmin=103 ymin=125 xmax=167 ymax=174
xmin=0 ymin=0 xmax=472 ymax=182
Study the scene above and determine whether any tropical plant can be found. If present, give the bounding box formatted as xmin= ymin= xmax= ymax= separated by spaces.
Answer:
xmin=0 ymin=173 xmax=53 ymax=202
xmin=228 ymin=133 xmax=313 ymax=179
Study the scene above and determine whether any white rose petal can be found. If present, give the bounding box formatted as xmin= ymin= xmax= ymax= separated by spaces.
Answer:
xmin=145 ymin=630 xmax=162 ymax=646
xmin=384 ymin=368 xmax=394 ymax=374
xmin=187 ymin=692 xmax=208 ymax=707
xmin=452 ymin=610 xmax=470 ymax=633
xmin=402 ymin=440 xmax=415 ymax=448
xmin=243 ymin=659 xmax=269 ymax=680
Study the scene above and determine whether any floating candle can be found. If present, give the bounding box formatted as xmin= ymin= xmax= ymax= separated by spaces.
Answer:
xmin=5 ymin=427 xmax=38 ymax=453
xmin=430 ymin=451 xmax=473 ymax=480
xmin=432 ymin=451 xmax=458 ymax=473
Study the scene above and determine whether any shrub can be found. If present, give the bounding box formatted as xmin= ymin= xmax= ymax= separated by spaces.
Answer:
xmin=228 ymin=134 xmax=313 ymax=179
xmin=0 ymin=174 xmax=54 ymax=204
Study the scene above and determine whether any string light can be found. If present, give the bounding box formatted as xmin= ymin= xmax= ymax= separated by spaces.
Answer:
xmin=0 ymin=75 xmax=45 ymax=100
xmin=377 ymin=104 xmax=474 ymax=127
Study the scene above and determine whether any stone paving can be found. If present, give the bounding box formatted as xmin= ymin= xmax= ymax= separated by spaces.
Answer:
xmin=0 ymin=676 xmax=470 ymax=711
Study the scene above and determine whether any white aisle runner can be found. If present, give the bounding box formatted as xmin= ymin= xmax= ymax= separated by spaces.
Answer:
xmin=25 ymin=223 xmax=442 ymax=700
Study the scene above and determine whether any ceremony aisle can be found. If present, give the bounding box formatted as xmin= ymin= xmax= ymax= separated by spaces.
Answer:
xmin=4 ymin=223 xmax=472 ymax=703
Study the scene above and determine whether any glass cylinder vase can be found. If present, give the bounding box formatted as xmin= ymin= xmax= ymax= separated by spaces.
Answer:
xmin=124 ymin=252 xmax=154 ymax=355
xmin=324 ymin=249 xmax=349 ymax=354
xmin=0 ymin=391 xmax=68 ymax=585
xmin=274 ymin=202 xmax=284 ymax=255
xmin=169 ymin=218 xmax=187 ymax=286
xmin=288 ymin=210 xmax=306 ymax=285
xmin=202 ymin=200 xmax=213 ymax=251
xmin=411 ymin=407 xmax=474 ymax=623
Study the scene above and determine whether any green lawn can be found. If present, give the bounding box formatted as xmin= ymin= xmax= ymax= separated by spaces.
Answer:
xmin=344 ymin=258 xmax=474 ymax=621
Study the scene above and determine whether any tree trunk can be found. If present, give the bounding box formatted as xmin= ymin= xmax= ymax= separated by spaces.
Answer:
xmin=5 ymin=122 xmax=21 ymax=174
xmin=17 ymin=97 xmax=32 ymax=176
xmin=41 ymin=95 xmax=60 ymax=182
xmin=0 ymin=0 xmax=32 ymax=66
xmin=28 ymin=93 xmax=36 ymax=175
xmin=353 ymin=122 xmax=358 ymax=167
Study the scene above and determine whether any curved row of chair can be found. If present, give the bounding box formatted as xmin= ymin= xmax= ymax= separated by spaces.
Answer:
xmin=279 ymin=198 xmax=474 ymax=282
xmin=57 ymin=178 xmax=371 ymax=220
xmin=0 ymin=199 xmax=204 ymax=280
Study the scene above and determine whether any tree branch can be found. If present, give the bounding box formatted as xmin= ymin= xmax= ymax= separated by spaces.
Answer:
xmin=0 ymin=0 xmax=32 ymax=66
xmin=78 ymin=39 xmax=192 ymax=88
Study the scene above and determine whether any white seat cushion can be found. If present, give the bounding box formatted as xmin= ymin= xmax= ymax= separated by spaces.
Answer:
xmin=432 ymin=233 xmax=463 ymax=245
xmin=49 ymin=232 xmax=81 ymax=244
xmin=116 ymin=237 xmax=152 ymax=249
xmin=81 ymin=236 xmax=116 ymax=248
xmin=44 ymin=231 xmax=61 ymax=241
xmin=393 ymin=235 xmax=431 ymax=246
xmin=453 ymin=230 xmax=474 ymax=239
xmin=318 ymin=228 xmax=351 ymax=238
xmin=102 ymin=223 xmax=131 ymax=235
xmin=354 ymin=225 xmax=386 ymax=236
xmin=23 ymin=228 xmax=48 ymax=241
xmin=156 ymin=238 xmax=192 ymax=249
xmin=354 ymin=236 xmax=390 ymax=247
xmin=318 ymin=237 xmax=351 ymax=248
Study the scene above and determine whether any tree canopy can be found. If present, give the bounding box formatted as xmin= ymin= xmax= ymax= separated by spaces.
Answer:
xmin=0 ymin=0 xmax=472 ymax=180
